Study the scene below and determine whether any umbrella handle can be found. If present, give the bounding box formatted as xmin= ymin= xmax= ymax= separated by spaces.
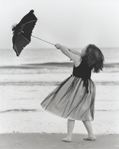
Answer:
xmin=32 ymin=35 xmax=55 ymax=46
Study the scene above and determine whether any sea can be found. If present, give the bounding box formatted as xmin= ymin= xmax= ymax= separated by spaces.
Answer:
xmin=0 ymin=47 xmax=119 ymax=86
xmin=0 ymin=47 xmax=119 ymax=73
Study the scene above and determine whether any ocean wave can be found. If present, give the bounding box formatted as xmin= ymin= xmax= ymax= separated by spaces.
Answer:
xmin=0 ymin=62 xmax=119 ymax=69
xmin=0 ymin=62 xmax=119 ymax=74
xmin=0 ymin=108 xmax=118 ymax=113
xmin=0 ymin=109 xmax=41 ymax=113
xmin=0 ymin=81 xmax=119 ymax=86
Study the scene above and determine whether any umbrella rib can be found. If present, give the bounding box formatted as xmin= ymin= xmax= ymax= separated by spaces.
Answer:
xmin=21 ymin=20 xmax=37 ymax=26
xmin=20 ymin=34 xmax=30 ymax=42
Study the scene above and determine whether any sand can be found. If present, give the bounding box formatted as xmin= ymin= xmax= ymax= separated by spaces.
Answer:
xmin=0 ymin=133 xmax=119 ymax=149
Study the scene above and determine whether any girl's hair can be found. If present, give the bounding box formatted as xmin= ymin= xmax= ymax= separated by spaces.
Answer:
xmin=82 ymin=44 xmax=104 ymax=73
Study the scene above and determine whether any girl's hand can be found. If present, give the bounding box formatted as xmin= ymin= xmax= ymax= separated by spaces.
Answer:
xmin=55 ymin=43 xmax=61 ymax=49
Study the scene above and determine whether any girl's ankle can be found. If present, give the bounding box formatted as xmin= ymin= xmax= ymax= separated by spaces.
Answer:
xmin=88 ymin=135 xmax=96 ymax=138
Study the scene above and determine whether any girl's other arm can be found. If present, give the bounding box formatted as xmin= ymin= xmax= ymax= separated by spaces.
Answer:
xmin=55 ymin=43 xmax=81 ymax=67
xmin=68 ymin=49 xmax=81 ymax=56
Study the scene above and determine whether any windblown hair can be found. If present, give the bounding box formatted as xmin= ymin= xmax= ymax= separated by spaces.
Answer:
xmin=82 ymin=44 xmax=104 ymax=73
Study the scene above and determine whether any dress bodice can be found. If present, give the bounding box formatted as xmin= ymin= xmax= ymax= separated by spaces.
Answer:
xmin=73 ymin=59 xmax=91 ymax=79
xmin=72 ymin=59 xmax=92 ymax=93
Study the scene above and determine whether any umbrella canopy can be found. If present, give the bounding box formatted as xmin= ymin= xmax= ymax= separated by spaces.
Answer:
xmin=12 ymin=10 xmax=37 ymax=56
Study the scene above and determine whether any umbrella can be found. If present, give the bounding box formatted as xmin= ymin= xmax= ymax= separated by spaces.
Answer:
xmin=12 ymin=10 xmax=54 ymax=56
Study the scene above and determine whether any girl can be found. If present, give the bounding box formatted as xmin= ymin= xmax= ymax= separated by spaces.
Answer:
xmin=41 ymin=43 xmax=104 ymax=142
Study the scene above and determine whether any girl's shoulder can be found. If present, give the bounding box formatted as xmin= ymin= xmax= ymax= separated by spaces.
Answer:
xmin=74 ymin=56 xmax=82 ymax=67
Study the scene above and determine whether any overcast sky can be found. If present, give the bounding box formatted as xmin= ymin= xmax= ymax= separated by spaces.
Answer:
xmin=0 ymin=0 xmax=119 ymax=49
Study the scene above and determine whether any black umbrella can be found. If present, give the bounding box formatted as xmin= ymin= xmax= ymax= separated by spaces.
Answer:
xmin=12 ymin=10 xmax=54 ymax=56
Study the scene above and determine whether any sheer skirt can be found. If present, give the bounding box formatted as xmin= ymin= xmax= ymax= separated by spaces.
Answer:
xmin=41 ymin=75 xmax=96 ymax=121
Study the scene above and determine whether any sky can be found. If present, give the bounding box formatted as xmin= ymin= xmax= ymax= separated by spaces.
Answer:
xmin=0 ymin=0 xmax=119 ymax=49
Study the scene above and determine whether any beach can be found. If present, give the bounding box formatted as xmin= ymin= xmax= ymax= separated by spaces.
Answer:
xmin=0 ymin=48 xmax=119 ymax=148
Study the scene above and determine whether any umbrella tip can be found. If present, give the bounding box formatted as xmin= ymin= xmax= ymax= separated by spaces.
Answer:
xmin=30 ymin=10 xmax=34 ymax=14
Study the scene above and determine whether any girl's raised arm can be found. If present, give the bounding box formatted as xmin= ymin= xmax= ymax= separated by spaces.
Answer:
xmin=55 ymin=44 xmax=82 ymax=67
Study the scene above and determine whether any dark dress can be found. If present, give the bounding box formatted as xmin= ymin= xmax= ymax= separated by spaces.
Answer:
xmin=41 ymin=59 xmax=96 ymax=121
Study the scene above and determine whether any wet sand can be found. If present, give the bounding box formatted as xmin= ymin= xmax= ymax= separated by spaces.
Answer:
xmin=0 ymin=133 xmax=119 ymax=149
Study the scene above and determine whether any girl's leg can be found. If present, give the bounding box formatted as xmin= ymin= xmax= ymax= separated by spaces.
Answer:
xmin=62 ymin=119 xmax=75 ymax=142
xmin=82 ymin=120 xmax=96 ymax=141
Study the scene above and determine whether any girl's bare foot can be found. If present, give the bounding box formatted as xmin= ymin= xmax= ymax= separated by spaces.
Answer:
xmin=62 ymin=136 xmax=72 ymax=142
xmin=84 ymin=136 xmax=96 ymax=141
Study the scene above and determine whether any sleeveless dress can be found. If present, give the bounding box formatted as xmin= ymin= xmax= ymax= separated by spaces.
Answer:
xmin=41 ymin=59 xmax=96 ymax=121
